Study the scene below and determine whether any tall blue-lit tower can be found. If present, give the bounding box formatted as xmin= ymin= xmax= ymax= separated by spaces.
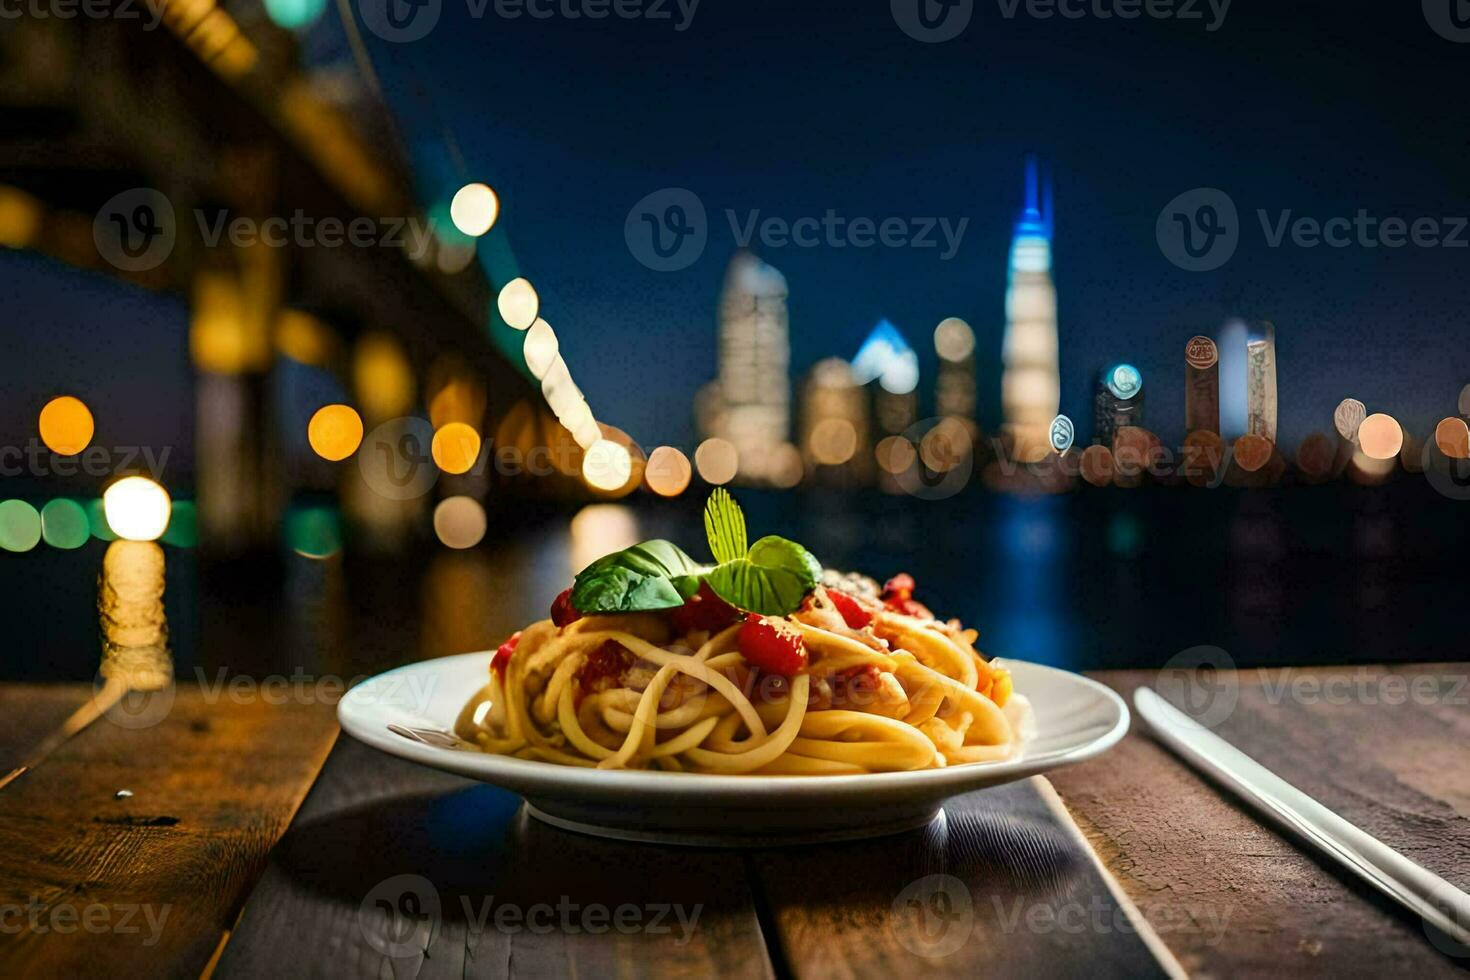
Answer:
xmin=1001 ymin=156 xmax=1060 ymax=462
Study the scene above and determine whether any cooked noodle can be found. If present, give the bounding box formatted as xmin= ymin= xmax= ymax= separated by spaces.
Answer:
xmin=456 ymin=585 xmax=1032 ymax=774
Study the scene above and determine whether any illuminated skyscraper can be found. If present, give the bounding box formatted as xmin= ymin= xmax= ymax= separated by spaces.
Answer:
xmin=699 ymin=251 xmax=791 ymax=483
xmin=800 ymin=358 xmax=870 ymax=483
xmin=1001 ymin=157 xmax=1060 ymax=463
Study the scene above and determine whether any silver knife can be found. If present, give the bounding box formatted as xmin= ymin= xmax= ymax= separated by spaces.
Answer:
xmin=1134 ymin=687 xmax=1470 ymax=951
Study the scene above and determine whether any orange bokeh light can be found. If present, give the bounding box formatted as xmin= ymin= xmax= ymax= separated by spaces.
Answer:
xmin=307 ymin=404 xmax=364 ymax=462
xmin=39 ymin=396 xmax=95 ymax=456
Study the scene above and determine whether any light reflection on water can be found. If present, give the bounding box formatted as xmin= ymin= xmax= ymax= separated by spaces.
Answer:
xmin=98 ymin=540 xmax=173 ymax=691
xmin=984 ymin=494 xmax=1073 ymax=669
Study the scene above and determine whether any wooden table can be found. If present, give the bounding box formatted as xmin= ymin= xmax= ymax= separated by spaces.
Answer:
xmin=0 ymin=664 xmax=1465 ymax=978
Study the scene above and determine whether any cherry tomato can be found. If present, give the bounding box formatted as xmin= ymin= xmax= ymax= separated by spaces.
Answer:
xmin=881 ymin=573 xmax=932 ymax=618
xmin=550 ymin=588 xmax=581 ymax=627
xmin=578 ymin=640 xmax=634 ymax=694
xmin=492 ymin=631 xmax=521 ymax=677
xmin=738 ymin=616 xmax=808 ymax=677
xmin=882 ymin=573 xmax=916 ymax=599
xmin=827 ymin=589 xmax=872 ymax=629
xmin=670 ymin=582 xmax=739 ymax=634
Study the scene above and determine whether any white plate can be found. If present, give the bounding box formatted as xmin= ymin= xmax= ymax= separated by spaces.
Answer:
xmin=338 ymin=652 xmax=1129 ymax=846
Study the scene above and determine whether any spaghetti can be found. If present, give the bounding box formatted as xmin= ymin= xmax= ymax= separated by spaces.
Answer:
xmin=455 ymin=571 xmax=1032 ymax=775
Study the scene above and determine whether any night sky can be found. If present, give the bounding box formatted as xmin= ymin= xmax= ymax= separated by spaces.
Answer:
xmin=7 ymin=0 xmax=1470 ymax=464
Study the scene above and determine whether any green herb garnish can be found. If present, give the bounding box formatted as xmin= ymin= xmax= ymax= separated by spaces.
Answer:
xmin=569 ymin=491 xmax=822 ymax=617
xmin=570 ymin=540 xmax=706 ymax=613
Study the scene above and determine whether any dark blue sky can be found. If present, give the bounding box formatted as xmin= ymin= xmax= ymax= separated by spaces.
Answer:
xmin=361 ymin=0 xmax=1470 ymax=450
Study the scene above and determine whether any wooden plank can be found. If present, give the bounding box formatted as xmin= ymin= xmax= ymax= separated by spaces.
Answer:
xmin=216 ymin=737 xmax=773 ymax=980
xmin=1052 ymin=664 xmax=1470 ymax=978
xmin=750 ymin=777 xmax=1175 ymax=979
xmin=0 ymin=685 xmax=337 ymax=979
xmin=0 ymin=684 xmax=94 ymax=768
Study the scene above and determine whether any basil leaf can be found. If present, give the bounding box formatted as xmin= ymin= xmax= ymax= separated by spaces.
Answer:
xmin=704 ymin=535 xmax=822 ymax=616
xmin=703 ymin=488 xmax=748 ymax=564
xmin=571 ymin=540 xmax=709 ymax=613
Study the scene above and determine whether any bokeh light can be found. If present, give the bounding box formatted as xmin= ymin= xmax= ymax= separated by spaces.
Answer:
xmin=1359 ymin=413 xmax=1404 ymax=460
xmin=433 ymin=496 xmax=488 ymax=549
xmin=497 ymin=277 xmax=540 ymax=330
xmin=431 ymin=422 xmax=482 ymax=474
xmin=876 ymin=435 xmax=918 ymax=475
xmin=38 ymin=395 xmax=94 ymax=456
xmin=769 ymin=443 xmax=805 ymax=489
xmin=1435 ymin=417 xmax=1470 ymax=459
xmin=274 ymin=309 xmax=336 ymax=366
xmin=450 ymin=183 xmax=500 ymax=237
xmin=934 ymin=317 xmax=976 ymax=361
xmin=644 ymin=446 xmax=693 ymax=497
xmin=308 ymin=404 xmax=364 ymax=462
xmin=435 ymin=237 xmax=477 ymax=275
xmin=583 ymin=438 xmax=634 ymax=492
xmin=286 ymin=507 xmax=342 ymax=559
xmin=40 ymin=498 xmax=89 ymax=550
xmin=920 ymin=418 xmax=973 ymax=473
xmin=695 ymin=438 xmax=739 ymax=485
xmin=810 ymin=419 xmax=858 ymax=465
xmin=570 ymin=504 xmax=639 ymax=575
xmin=524 ymin=319 xmax=559 ymax=379
xmin=161 ymin=500 xmax=199 ymax=548
xmin=263 ymin=0 xmax=327 ymax=29
xmin=86 ymin=498 xmax=117 ymax=541
xmin=354 ymin=333 xmax=416 ymax=421
xmin=0 ymin=500 xmax=42 ymax=553
xmin=103 ymin=477 xmax=172 ymax=542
